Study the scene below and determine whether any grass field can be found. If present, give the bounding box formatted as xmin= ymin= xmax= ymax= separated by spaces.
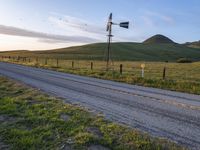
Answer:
xmin=1 ymin=42 xmax=200 ymax=61
xmin=1 ymin=41 xmax=200 ymax=95
xmin=1 ymin=57 xmax=200 ymax=95
xmin=0 ymin=77 xmax=186 ymax=150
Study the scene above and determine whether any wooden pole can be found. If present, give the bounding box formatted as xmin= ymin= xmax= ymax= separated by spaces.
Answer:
xmin=72 ymin=61 xmax=74 ymax=69
xmin=120 ymin=64 xmax=123 ymax=75
xmin=163 ymin=61 xmax=168 ymax=80
xmin=56 ymin=59 xmax=59 ymax=67
xmin=163 ymin=67 xmax=166 ymax=80
xmin=91 ymin=62 xmax=93 ymax=70
xmin=45 ymin=58 xmax=47 ymax=65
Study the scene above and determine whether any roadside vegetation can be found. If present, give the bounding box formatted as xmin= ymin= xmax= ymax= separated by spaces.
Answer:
xmin=1 ymin=57 xmax=200 ymax=95
xmin=0 ymin=77 xmax=186 ymax=150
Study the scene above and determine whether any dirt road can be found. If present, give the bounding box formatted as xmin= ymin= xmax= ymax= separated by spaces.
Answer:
xmin=0 ymin=62 xmax=200 ymax=149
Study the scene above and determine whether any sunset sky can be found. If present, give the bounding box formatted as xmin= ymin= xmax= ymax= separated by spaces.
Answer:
xmin=0 ymin=0 xmax=200 ymax=51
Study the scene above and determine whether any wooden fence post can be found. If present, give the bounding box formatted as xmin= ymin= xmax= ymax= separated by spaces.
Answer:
xmin=72 ymin=61 xmax=74 ymax=68
xmin=45 ymin=58 xmax=47 ymax=65
xmin=120 ymin=64 xmax=123 ymax=75
xmin=163 ymin=67 xmax=166 ymax=80
xmin=91 ymin=62 xmax=93 ymax=70
xmin=56 ymin=59 xmax=59 ymax=67
xmin=163 ymin=61 xmax=168 ymax=80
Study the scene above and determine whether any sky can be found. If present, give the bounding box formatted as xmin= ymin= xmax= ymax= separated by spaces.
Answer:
xmin=0 ymin=0 xmax=200 ymax=51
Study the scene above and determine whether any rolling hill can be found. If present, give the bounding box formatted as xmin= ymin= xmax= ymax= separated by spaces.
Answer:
xmin=184 ymin=41 xmax=200 ymax=49
xmin=1 ymin=35 xmax=200 ymax=62
xmin=143 ymin=34 xmax=175 ymax=44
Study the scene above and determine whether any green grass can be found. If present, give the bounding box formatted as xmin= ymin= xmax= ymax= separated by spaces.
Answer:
xmin=1 ymin=42 xmax=200 ymax=61
xmin=0 ymin=77 xmax=186 ymax=150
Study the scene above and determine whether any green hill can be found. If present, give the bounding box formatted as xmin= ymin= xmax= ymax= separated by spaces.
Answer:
xmin=143 ymin=34 xmax=175 ymax=44
xmin=184 ymin=41 xmax=200 ymax=49
xmin=1 ymin=42 xmax=200 ymax=62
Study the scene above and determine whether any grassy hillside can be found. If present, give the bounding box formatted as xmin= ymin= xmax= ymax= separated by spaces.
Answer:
xmin=143 ymin=34 xmax=175 ymax=44
xmin=1 ymin=42 xmax=200 ymax=61
xmin=184 ymin=41 xmax=200 ymax=49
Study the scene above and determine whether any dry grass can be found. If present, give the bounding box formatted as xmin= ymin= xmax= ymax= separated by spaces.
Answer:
xmin=1 ymin=57 xmax=200 ymax=95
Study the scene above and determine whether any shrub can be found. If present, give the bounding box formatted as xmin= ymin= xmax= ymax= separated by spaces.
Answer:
xmin=176 ymin=58 xmax=192 ymax=63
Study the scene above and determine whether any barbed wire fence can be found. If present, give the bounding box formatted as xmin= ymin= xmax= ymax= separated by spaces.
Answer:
xmin=0 ymin=55 xmax=199 ymax=84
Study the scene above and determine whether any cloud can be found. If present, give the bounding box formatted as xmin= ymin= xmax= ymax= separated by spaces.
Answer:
xmin=48 ymin=14 xmax=106 ymax=39
xmin=141 ymin=16 xmax=154 ymax=27
xmin=141 ymin=11 xmax=175 ymax=27
xmin=48 ymin=13 xmax=144 ymax=43
xmin=146 ymin=11 xmax=174 ymax=24
xmin=0 ymin=24 xmax=99 ymax=43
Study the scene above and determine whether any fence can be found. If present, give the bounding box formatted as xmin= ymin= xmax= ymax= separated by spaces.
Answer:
xmin=0 ymin=56 xmax=200 ymax=84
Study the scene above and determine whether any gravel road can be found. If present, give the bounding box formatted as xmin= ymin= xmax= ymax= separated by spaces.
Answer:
xmin=0 ymin=62 xmax=200 ymax=149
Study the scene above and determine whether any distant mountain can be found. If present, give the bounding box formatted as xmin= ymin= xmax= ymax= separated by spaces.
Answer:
xmin=143 ymin=34 xmax=175 ymax=44
xmin=184 ymin=41 xmax=200 ymax=49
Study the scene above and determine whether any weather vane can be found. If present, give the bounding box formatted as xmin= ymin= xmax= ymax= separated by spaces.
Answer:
xmin=106 ymin=13 xmax=129 ymax=70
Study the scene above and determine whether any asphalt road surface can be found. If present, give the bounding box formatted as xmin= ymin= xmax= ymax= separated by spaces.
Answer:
xmin=0 ymin=62 xmax=200 ymax=149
